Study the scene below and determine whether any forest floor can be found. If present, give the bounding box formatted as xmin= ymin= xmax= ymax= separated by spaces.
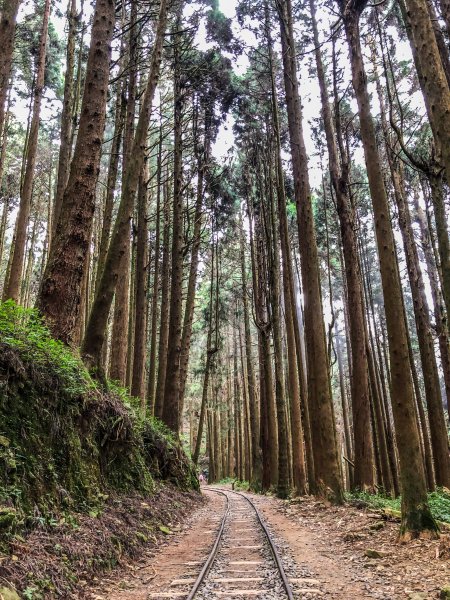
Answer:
xmin=86 ymin=484 xmax=450 ymax=600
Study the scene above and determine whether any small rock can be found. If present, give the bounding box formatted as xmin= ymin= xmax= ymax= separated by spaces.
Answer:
xmin=365 ymin=549 xmax=385 ymax=559
xmin=369 ymin=522 xmax=385 ymax=531
xmin=408 ymin=594 xmax=428 ymax=600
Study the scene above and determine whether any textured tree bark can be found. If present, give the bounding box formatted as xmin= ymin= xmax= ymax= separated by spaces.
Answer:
xmin=147 ymin=136 xmax=163 ymax=415
xmin=154 ymin=179 xmax=171 ymax=419
xmin=109 ymin=1 xmax=138 ymax=384
xmin=0 ymin=0 xmax=21 ymax=152
xmin=402 ymin=0 xmax=450 ymax=187
xmin=253 ymin=193 xmax=278 ymax=490
xmin=340 ymin=2 xmax=437 ymax=538
xmin=414 ymin=193 xmax=450 ymax=420
xmin=276 ymin=0 xmax=343 ymax=503
xmin=5 ymin=0 xmax=50 ymax=302
xmin=178 ymin=109 xmax=210 ymax=419
xmin=37 ymin=0 xmax=115 ymax=343
xmin=82 ymin=0 xmax=170 ymax=369
xmin=239 ymin=213 xmax=263 ymax=491
xmin=52 ymin=0 xmax=78 ymax=242
xmin=131 ymin=163 xmax=149 ymax=402
xmin=267 ymin=159 xmax=290 ymax=499
xmin=270 ymin=64 xmax=306 ymax=496
xmin=162 ymin=30 xmax=185 ymax=433
xmin=311 ymin=0 xmax=375 ymax=491
xmin=95 ymin=84 xmax=125 ymax=294
xmin=427 ymin=173 xmax=450 ymax=327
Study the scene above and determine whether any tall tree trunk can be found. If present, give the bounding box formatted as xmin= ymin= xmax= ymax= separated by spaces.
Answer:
xmin=270 ymin=55 xmax=306 ymax=495
xmin=239 ymin=212 xmax=262 ymax=491
xmin=131 ymin=161 xmax=149 ymax=402
xmin=5 ymin=0 xmax=50 ymax=302
xmin=413 ymin=193 xmax=450 ymax=419
xmin=267 ymin=156 xmax=290 ymax=499
xmin=37 ymin=0 xmax=115 ymax=343
xmin=276 ymin=0 xmax=343 ymax=503
xmin=402 ymin=0 xmax=450 ymax=186
xmin=82 ymin=0 xmax=170 ymax=368
xmin=147 ymin=135 xmax=163 ymax=414
xmin=178 ymin=109 xmax=210 ymax=418
xmin=154 ymin=178 xmax=171 ymax=419
xmin=162 ymin=28 xmax=185 ymax=433
xmin=0 ymin=0 xmax=21 ymax=150
xmin=109 ymin=1 xmax=138 ymax=383
xmin=311 ymin=0 xmax=374 ymax=491
xmin=95 ymin=83 xmax=125 ymax=293
xmin=52 ymin=0 xmax=77 ymax=241
xmin=193 ymin=245 xmax=216 ymax=464
xmin=339 ymin=2 xmax=437 ymax=538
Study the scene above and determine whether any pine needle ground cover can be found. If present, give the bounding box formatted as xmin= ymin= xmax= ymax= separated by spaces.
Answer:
xmin=0 ymin=301 xmax=199 ymax=597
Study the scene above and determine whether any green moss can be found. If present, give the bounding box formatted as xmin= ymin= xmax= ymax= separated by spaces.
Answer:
xmin=0 ymin=301 xmax=198 ymax=538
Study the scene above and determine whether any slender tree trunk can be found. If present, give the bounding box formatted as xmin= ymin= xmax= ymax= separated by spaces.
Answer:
xmin=276 ymin=0 xmax=343 ymax=503
xmin=340 ymin=3 xmax=437 ymax=537
xmin=239 ymin=212 xmax=262 ymax=491
xmin=267 ymin=157 xmax=290 ymax=499
xmin=82 ymin=0 xmax=170 ymax=368
xmin=162 ymin=29 xmax=185 ymax=433
xmin=414 ymin=193 xmax=450 ymax=419
xmin=5 ymin=0 xmax=50 ymax=302
xmin=0 ymin=0 xmax=21 ymax=149
xmin=52 ymin=0 xmax=77 ymax=241
xmin=131 ymin=161 xmax=149 ymax=402
xmin=147 ymin=136 xmax=163 ymax=414
xmin=193 ymin=245 xmax=216 ymax=464
xmin=402 ymin=0 xmax=450 ymax=186
xmin=37 ymin=0 xmax=115 ymax=343
xmin=96 ymin=83 xmax=126 ymax=292
xmin=178 ymin=111 xmax=210 ymax=418
xmin=311 ymin=0 xmax=374 ymax=491
xmin=154 ymin=178 xmax=171 ymax=418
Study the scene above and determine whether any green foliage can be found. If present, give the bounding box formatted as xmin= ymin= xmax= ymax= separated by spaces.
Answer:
xmin=218 ymin=478 xmax=249 ymax=491
xmin=346 ymin=489 xmax=450 ymax=524
xmin=0 ymin=300 xmax=91 ymax=396
xmin=0 ymin=301 xmax=198 ymax=541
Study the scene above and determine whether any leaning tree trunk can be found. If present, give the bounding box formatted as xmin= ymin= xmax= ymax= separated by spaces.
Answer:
xmin=276 ymin=0 xmax=343 ymax=503
xmin=37 ymin=0 xmax=115 ymax=344
xmin=5 ymin=0 xmax=50 ymax=303
xmin=340 ymin=2 xmax=437 ymax=538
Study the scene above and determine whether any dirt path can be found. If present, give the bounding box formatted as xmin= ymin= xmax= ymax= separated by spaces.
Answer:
xmin=87 ymin=486 xmax=449 ymax=600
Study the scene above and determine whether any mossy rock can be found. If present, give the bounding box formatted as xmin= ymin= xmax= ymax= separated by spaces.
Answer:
xmin=0 ymin=508 xmax=17 ymax=531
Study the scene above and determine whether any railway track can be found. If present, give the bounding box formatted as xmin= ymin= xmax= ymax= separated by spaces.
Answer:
xmin=150 ymin=487 xmax=296 ymax=599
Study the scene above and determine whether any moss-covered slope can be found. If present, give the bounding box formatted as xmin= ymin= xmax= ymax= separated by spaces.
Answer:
xmin=0 ymin=301 xmax=198 ymax=533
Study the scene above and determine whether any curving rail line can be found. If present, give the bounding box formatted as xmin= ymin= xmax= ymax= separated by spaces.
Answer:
xmin=186 ymin=487 xmax=295 ymax=600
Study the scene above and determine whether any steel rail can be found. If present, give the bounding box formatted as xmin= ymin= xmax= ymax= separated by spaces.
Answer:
xmin=186 ymin=488 xmax=229 ymax=600
xmin=187 ymin=487 xmax=294 ymax=600
xmin=231 ymin=490 xmax=295 ymax=600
